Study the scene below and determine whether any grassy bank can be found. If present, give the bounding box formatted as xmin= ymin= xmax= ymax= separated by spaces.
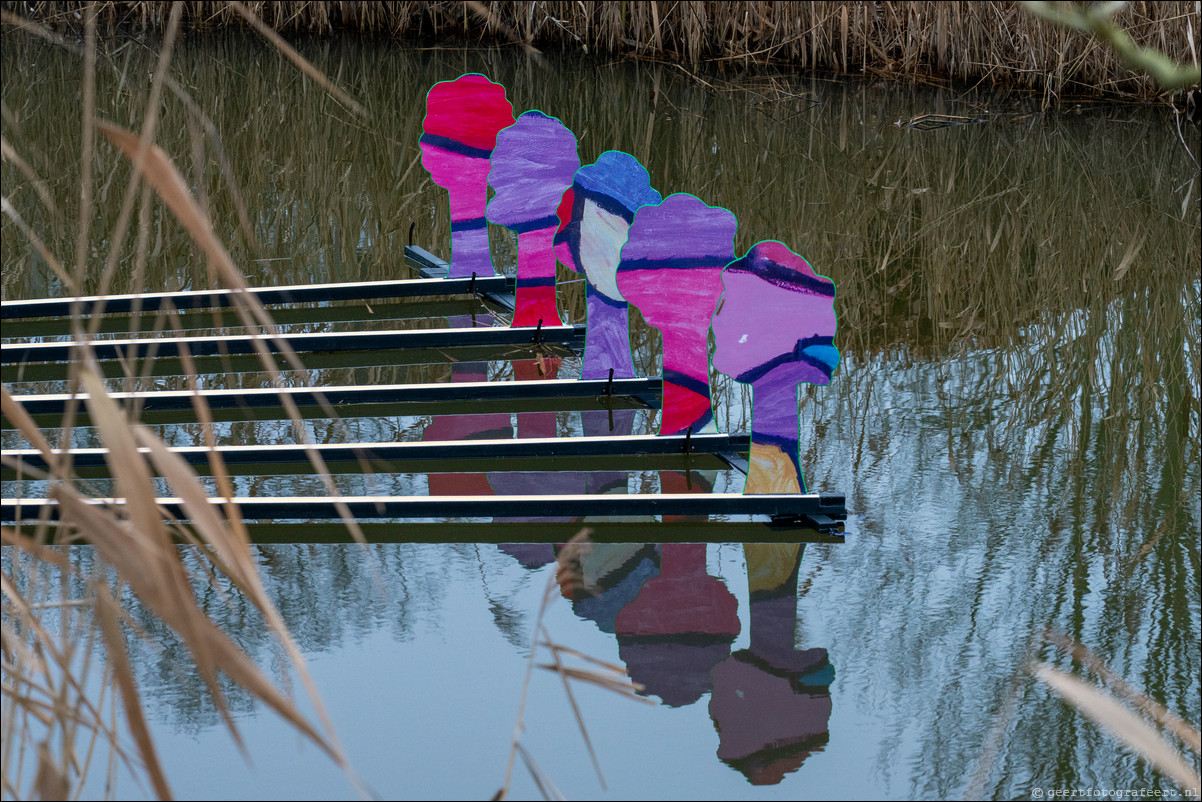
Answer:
xmin=7 ymin=1 xmax=1200 ymax=101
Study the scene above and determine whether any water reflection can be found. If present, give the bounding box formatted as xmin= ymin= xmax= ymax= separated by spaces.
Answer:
xmin=555 ymin=538 xmax=833 ymax=784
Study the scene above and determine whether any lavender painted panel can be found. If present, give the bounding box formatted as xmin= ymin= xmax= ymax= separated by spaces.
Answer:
xmin=554 ymin=151 xmax=661 ymax=380
xmin=710 ymin=241 xmax=839 ymax=494
xmin=488 ymin=111 xmax=580 ymax=327
xmin=616 ymin=194 xmax=737 ymax=435
xmin=420 ymin=74 xmax=515 ymax=279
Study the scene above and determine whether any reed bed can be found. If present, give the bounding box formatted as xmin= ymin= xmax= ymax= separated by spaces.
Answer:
xmin=8 ymin=1 xmax=1201 ymax=101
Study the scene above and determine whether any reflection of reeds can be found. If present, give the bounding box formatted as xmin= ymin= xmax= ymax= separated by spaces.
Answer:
xmin=11 ymin=1 xmax=1198 ymax=100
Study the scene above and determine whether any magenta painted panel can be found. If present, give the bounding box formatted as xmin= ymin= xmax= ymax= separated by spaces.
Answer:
xmin=420 ymin=74 xmax=515 ymax=279
xmin=488 ymin=111 xmax=580 ymax=327
xmin=554 ymin=151 xmax=661 ymax=380
xmin=616 ymin=194 xmax=737 ymax=435
xmin=711 ymin=241 xmax=839 ymax=494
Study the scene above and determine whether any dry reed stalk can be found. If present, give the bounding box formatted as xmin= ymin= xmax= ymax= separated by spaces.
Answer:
xmin=1032 ymin=661 xmax=1201 ymax=789
xmin=0 ymin=7 xmax=391 ymax=798
xmin=496 ymin=531 xmax=650 ymax=801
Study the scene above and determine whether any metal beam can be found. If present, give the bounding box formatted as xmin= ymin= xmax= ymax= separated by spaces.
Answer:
xmin=3 ymin=377 xmax=659 ymax=417
xmin=2 ymin=433 xmax=745 ymax=475
xmin=8 ymin=519 xmax=845 ymax=544
xmin=2 ymin=323 xmax=584 ymax=365
xmin=0 ymin=275 xmax=513 ymax=320
xmin=1 ymin=491 xmax=847 ymax=522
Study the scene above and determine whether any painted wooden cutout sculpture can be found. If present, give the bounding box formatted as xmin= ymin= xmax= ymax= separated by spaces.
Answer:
xmin=554 ymin=151 xmax=661 ymax=380
xmin=616 ymin=194 xmax=737 ymax=435
xmin=420 ymin=74 xmax=515 ymax=279
xmin=488 ymin=111 xmax=580 ymax=327
xmin=711 ymin=240 xmax=839 ymax=494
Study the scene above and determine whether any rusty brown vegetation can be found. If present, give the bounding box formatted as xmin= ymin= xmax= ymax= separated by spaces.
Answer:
xmin=7 ymin=1 xmax=1200 ymax=101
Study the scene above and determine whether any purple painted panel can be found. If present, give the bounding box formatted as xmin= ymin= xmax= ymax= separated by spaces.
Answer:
xmin=616 ymin=194 xmax=737 ymax=435
xmin=554 ymin=151 xmax=661 ymax=380
xmin=420 ymin=75 xmax=515 ymax=278
xmin=488 ymin=111 xmax=580 ymax=327
xmin=710 ymin=241 xmax=839 ymax=494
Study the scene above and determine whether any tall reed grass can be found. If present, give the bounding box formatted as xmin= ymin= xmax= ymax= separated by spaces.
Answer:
xmin=1 ymin=5 xmax=372 ymax=797
xmin=9 ymin=1 xmax=1200 ymax=101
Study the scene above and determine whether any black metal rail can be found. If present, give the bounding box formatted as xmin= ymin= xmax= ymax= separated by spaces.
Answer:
xmin=1 ymin=433 xmax=744 ymax=477
xmin=9 ymin=519 xmax=845 ymax=544
xmin=0 ymin=274 xmax=513 ymax=321
xmin=1 ymin=324 xmax=583 ymax=365
xmin=1 ymin=491 xmax=847 ymax=523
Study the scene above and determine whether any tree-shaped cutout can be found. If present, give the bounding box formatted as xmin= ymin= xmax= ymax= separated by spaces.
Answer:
xmin=488 ymin=111 xmax=580 ymax=327
xmin=616 ymin=193 xmax=737 ymax=435
xmin=554 ymin=150 xmax=661 ymax=380
xmin=420 ymin=74 xmax=515 ymax=279
xmin=710 ymin=241 xmax=839 ymax=493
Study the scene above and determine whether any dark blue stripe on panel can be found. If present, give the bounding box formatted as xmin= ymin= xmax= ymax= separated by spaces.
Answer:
xmin=727 ymin=260 xmax=835 ymax=296
xmin=515 ymin=276 xmax=558 ymax=288
xmin=618 ymin=256 xmax=729 ymax=272
xmin=663 ymin=369 xmax=711 ymax=399
xmin=419 ymin=133 xmax=492 ymax=160
xmin=508 ymin=215 xmax=562 ymax=234
xmin=451 ymin=216 xmax=487 ymax=232
xmin=735 ymin=340 xmax=835 ymax=384
xmin=585 ymin=284 xmax=628 ymax=309
xmin=797 ymin=351 xmax=835 ymax=379
xmin=688 ymin=408 xmax=715 ymax=433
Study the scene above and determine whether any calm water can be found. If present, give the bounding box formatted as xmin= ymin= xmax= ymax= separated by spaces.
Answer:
xmin=2 ymin=30 xmax=1200 ymax=801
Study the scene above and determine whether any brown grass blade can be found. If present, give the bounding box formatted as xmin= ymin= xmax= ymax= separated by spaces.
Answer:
xmin=1032 ymin=662 xmax=1201 ymax=789
xmin=32 ymin=742 xmax=69 ymax=802
xmin=93 ymin=585 xmax=172 ymax=801
xmin=1044 ymin=631 xmax=1201 ymax=755
xmin=515 ymin=743 xmax=566 ymax=802
xmin=95 ymin=118 xmax=368 ymax=546
xmin=539 ymin=625 xmax=606 ymax=789
xmin=1 ymin=136 xmax=57 ymax=213
xmin=77 ymin=369 xmax=166 ymax=544
xmin=50 ymin=488 xmax=338 ymax=764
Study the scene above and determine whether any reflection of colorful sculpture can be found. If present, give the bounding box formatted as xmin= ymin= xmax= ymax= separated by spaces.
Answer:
xmin=709 ymin=543 xmax=833 ymax=785
xmin=711 ymin=241 xmax=839 ymax=493
xmin=614 ymin=542 xmax=739 ymax=707
xmin=422 ymin=316 xmax=513 ymax=496
xmin=617 ymin=194 xmax=737 ymax=436
xmin=488 ymin=111 xmax=581 ymax=327
xmin=420 ymin=74 xmax=515 ymax=279
xmin=554 ymin=151 xmax=661 ymax=380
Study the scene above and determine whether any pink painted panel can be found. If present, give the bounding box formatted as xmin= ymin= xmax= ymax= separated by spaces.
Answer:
xmin=420 ymin=74 xmax=515 ymax=278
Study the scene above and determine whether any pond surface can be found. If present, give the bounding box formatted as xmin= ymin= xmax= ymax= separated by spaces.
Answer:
xmin=2 ymin=30 xmax=1200 ymax=801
